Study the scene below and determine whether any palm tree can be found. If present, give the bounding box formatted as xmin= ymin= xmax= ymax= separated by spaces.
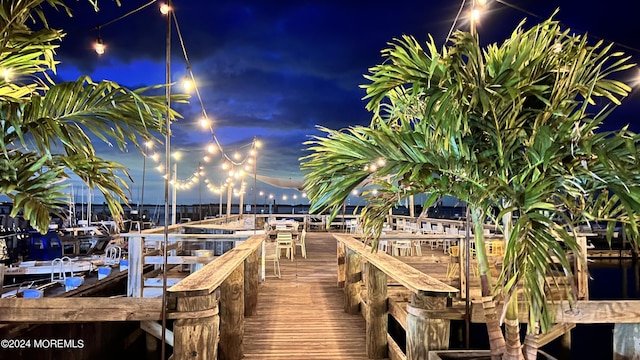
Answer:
xmin=301 ymin=14 xmax=640 ymax=360
xmin=0 ymin=0 xmax=187 ymax=233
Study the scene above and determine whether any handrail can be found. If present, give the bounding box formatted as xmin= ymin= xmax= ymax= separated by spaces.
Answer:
xmin=167 ymin=235 xmax=264 ymax=297
xmin=334 ymin=234 xmax=458 ymax=296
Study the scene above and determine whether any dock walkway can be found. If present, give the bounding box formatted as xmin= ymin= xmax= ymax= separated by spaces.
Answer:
xmin=243 ymin=232 xmax=371 ymax=359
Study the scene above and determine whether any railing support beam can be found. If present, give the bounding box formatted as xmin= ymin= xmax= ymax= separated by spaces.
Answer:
xmin=344 ymin=248 xmax=361 ymax=314
xmin=406 ymin=292 xmax=450 ymax=360
xmin=366 ymin=264 xmax=388 ymax=359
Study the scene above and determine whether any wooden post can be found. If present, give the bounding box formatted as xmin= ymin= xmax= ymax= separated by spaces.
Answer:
xmin=0 ymin=264 xmax=4 ymax=290
xmin=613 ymin=323 xmax=640 ymax=360
xmin=128 ymin=235 xmax=143 ymax=298
xmin=559 ymin=328 xmax=571 ymax=360
xmin=406 ymin=292 xmax=450 ymax=360
xmin=409 ymin=195 xmax=415 ymax=218
xmin=261 ymin=240 xmax=266 ymax=281
xmin=344 ymin=248 xmax=361 ymax=314
xmin=367 ymin=263 xmax=388 ymax=359
xmin=219 ymin=263 xmax=245 ymax=360
xmin=172 ymin=292 xmax=220 ymax=360
xmin=337 ymin=241 xmax=346 ymax=288
xmin=459 ymin=234 xmax=467 ymax=300
xmin=244 ymin=248 xmax=259 ymax=316
xmin=576 ymin=235 xmax=589 ymax=300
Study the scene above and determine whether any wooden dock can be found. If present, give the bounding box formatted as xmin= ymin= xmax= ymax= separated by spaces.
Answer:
xmin=243 ymin=232 xmax=371 ymax=359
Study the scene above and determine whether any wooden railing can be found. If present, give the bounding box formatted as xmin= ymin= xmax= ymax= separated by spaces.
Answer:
xmin=166 ymin=234 xmax=263 ymax=359
xmin=334 ymin=234 xmax=459 ymax=360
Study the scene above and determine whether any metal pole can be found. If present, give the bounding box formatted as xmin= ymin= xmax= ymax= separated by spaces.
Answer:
xmin=219 ymin=183 xmax=223 ymax=217
xmin=226 ymin=182 xmax=232 ymax=220
xmin=161 ymin=1 xmax=172 ymax=358
xmin=253 ymin=139 xmax=257 ymax=231
xmin=172 ymin=163 xmax=177 ymax=225
xmin=465 ymin=205 xmax=471 ymax=348
xmin=198 ymin=161 xmax=202 ymax=221
xmin=139 ymin=153 xmax=146 ymax=228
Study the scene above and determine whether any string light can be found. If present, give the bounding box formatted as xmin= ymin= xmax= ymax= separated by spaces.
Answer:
xmin=94 ymin=36 xmax=105 ymax=55
xmin=159 ymin=3 xmax=170 ymax=15
xmin=182 ymin=67 xmax=193 ymax=92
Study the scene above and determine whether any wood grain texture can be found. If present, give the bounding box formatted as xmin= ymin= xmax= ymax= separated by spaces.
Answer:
xmin=173 ymin=292 xmax=220 ymax=360
xmin=168 ymin=235 xmax=263 ymax=297
xmin=345 ymin=248 xmax=362 ymax=314
xmin=335 ymin=235 xmax=458 ymax=296
xmin=244 ymin=248 xmax=259 ymax=316
xmin=219 ymin=263 xmax=245 ymax=360
xmin=407 ymin=294 xmax=449 ymax=360
xmin=367 ymin=264 xmax=388 ymax=359
xmin=0 ymin=297 xmax=163 ymax=322
xmin=243 ymin=232 xmax=371 ymax=360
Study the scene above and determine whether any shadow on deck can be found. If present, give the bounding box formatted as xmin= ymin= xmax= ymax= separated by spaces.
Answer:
xmin=243 ymin=232 xmax=371 ymax=360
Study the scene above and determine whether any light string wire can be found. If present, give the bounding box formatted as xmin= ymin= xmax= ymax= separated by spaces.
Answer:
xmin=444 ymin=0 xmax=640 ymax=56
xmin=171 ymin=10 xmax=255 ymax=166
xmin=83 ymin=2 xmax=260 ymax=192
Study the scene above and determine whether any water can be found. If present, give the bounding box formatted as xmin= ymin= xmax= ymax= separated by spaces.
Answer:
xmin=459 ymin=260 xmax=640 ymax=359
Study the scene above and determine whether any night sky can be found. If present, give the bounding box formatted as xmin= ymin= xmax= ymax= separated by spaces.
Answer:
xmin=30 ymin=0 xmax=640 ymax=206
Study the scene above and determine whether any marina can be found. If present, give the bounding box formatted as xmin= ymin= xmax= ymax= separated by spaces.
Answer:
xmin=2 ymin=1 xmax=640 ymax=359
xmin=0 ymin=213 xmax=638 ymax=359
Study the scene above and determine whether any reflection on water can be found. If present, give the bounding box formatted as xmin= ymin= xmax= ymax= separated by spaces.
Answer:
xmin=459 ymin=260 xmax=639 ymax=360
xmin=573 ymin=260 xmax=640 ymax=360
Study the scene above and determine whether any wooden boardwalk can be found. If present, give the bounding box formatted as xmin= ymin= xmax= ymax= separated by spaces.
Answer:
xmin=243 ymin=232 xmax=371 ymax=360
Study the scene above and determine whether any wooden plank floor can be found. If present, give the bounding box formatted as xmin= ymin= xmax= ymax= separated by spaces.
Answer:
xmin=243 ymin=232 xmax=372 ymax=360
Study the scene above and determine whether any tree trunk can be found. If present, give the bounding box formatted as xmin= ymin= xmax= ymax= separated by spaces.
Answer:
xmin=472 ymin=208 xmax=505 ymax=360
xmin=523 ymin=323 xmax=540 ymax=360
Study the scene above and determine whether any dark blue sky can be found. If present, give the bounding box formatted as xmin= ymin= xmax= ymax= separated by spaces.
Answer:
xmin=40 ymin=0 xmax=640 ymax=206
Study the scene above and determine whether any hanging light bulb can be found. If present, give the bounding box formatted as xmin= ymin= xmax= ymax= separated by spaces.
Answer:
xmin=199 ymin=117 xmax=209 ymax=129
xmin=95 ymin=36 xmax=105 ymax=55
xmin=182 ymin=73 xmax=193 ymax=92
xmin=160 ymin=3 xmax=170 ymax=14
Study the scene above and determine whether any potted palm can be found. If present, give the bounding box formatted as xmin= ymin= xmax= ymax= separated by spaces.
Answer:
xmin=0 ymin=0 xmax=187 ymax=233
xmin=301 ymin=13 xmax=640 ymax=360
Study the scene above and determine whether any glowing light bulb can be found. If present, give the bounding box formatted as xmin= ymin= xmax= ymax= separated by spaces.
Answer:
xmin=95 ymin=37 xmax=105 ymax=55
xmin=183 ymin=75 xmax=193 ymax=92
xmin=207 ymin=143 xmax=216 ymax=153
xmin=471 ymin=8 xmax=481 ymax=22
xmin=160 ymin=3 xmax=170 ymax=14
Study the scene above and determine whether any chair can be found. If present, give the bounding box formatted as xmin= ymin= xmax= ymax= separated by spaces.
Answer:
xmin=447 ymin=246 xmax=479 ymax=278
xmin=377 ymin=240 xmax=389 ymax=253
xmin=485 ymin=241 xmax=504 ymax=257
xmin=103 ymin=245 xmax=122 ymax=266
xmin=276 ymin=231 xmax=294 ymax=261
xmin=420 ymin=222 xmax=433 ymax=234
xmin=295 ymin=229 xmax=307 ymax=258
xmin=392 ymin=240 xmax=413 ymax=256
xmin=264 ymin=241 xmax=281 ymax=278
